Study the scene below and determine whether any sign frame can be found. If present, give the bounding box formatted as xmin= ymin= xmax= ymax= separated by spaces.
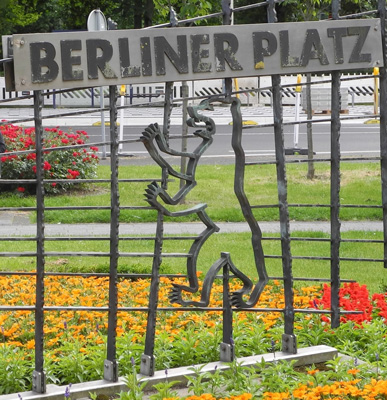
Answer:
xmin=8 ymin=18 xmax=384 ymax=92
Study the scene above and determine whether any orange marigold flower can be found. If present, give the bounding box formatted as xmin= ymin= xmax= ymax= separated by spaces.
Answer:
xmin=347 ymin=368 xmax=361 ymax=375
xmin=307 ymin=369 xmax=319 ymax=375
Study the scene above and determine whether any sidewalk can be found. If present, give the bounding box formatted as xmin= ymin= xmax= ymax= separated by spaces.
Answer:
xmin=0 ymin=211 xmax=383 ymax=236
xmin=0 ymin=104 xmax=378 ymax=127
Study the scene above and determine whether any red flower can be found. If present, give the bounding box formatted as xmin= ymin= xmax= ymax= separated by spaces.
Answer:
xmin=17 ymin=187 xmax=25 ymax=192
xmin=311 ymin=282 xmax=373 ymax=325
xmin=61 ymin=139 xmax=69 ymax=144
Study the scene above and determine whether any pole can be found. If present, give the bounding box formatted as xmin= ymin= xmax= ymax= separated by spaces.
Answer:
xmin=180 ymin=81 xmax=189 ymax=201
xmin=293 ymin=74 xmax=302 ymax=148
xmin=374 ymin=67 xmax=380 ymax=116
xmin=119 ymin=85 xmax=125 ymax=152
xmin=306 ymin=73 xmax=315 ymax=179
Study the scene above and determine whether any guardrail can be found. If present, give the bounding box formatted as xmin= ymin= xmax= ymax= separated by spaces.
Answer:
xmin=0 ymin=74 xmax=378 ymax=108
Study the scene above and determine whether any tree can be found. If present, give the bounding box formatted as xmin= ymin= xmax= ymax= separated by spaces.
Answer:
xmin=0 ymin=0 xmax=41 ymax=36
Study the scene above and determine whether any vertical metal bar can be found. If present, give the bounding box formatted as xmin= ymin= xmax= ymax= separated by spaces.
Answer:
xmin=306 ymin=74 xmax=315 ymax=179
xmin=32 ymin=90 xmax=46 ymax=393
xmin=141 ymin=209 xmax=163 ymax=376
xmin=163 ymin=82 xmax=174 ymax=146
xmin=267 ymin=0 xmax=296 ymax=353
xmin=100 ymin=87 xmax=107 ymax=159
xmin=220 ymin=253 xmax=234 ymax=362
xmin=180 ymin=82 xmax=189 ymax=196
xmin=222 ymin=0 xmax=233 ymax=99
xmin=330 ymin=0 xmax=342 ymax=329
xmin=220 ymin=0 xmax=236 ymax=358
xmin=378 ymin=0 xmax=387 ymax=271
xmin=104 ymin=85 xmax=119 ymax=382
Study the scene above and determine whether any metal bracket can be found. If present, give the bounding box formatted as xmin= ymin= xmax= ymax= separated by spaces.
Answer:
xmin=140 ymin=354 xmax=155 ymax=376
xmin=32 ymin=370 xmax=46 ymax=394
xmin=103 ymin=359 xmax=118 ymax=382
xmin=4 ymin=59 xmax=15 ymax=92
xmin=220 ymin=342 xmax=235 ymax=362
xmin=282 ymin=333 xmax=297 ymax=354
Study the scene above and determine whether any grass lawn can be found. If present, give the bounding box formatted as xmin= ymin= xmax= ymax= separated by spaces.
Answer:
xmin=0 ymin=161 xmax=385 ymax=293
xmin=0 ymin=161 xmax=382 ymax=223
xmin=1 ymin=230 xmax=385 ymax=294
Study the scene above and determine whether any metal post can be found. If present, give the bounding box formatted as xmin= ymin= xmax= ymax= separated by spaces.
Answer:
xmin=267 ymin=0 xmax=296 ymax=353
xmin=163 ymin=82 xmax=174 ymax=146
xmin=141 ymin=81 xmax=172 ymax=376
xmin=374 ymin=67 xmax=380 ymax=116
xmin=100 ymin=87 xmax=107 ymax=159
xmin=378 ymin=0 xmax=387 ymax=270
xmin=104 ymin=85 xmax=119 ymax=382
xmin=141 ymin=208 xmax=164 ymax=376
xmin=306 ymin=74 xmax=315 ymax=179
xmin=32 ymin=90 xmax=46 ymax=394
xmin=330 ymin=0 xmax=342 ymax=329
xmin=180 ymin=82 xmax=189 ymax=200
xmin=220 ymin=253 xmax=234 ymax=362
xmin=293 ymin=75 xmax=302 ymax=149
xmin=222 ymin=0 xmax=233 ymax=99
xmin=119 ymin=85 xmax=125 ymax=152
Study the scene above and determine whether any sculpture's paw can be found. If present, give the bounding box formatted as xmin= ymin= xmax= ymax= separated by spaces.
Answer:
xmin=140 ymin=123 xmax=161 ymax=143
xmin=169 ymin=284 xmax=208 ymax=307
xmin=144 ymin=181 xmax=161 ymax=206
xmin=169 ymin=285 xmax=184 ymax=305
xmin=230 ymin=291 xmax=248 ymax=309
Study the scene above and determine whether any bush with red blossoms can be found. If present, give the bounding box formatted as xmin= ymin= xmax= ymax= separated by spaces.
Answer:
xmin=0 ymin=124 xmax=99 ymax=194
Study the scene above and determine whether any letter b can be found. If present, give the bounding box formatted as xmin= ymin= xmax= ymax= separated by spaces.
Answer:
xmin=30 ymin=42 xmax=59 ymax=83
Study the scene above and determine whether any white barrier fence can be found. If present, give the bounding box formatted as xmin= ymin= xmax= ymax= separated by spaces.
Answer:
xmin=0 ymin=74 xmax=376 ymax=108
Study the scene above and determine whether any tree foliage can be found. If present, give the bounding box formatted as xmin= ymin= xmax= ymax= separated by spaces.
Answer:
xmin=0 ymin=0 xmax=380 ymax=39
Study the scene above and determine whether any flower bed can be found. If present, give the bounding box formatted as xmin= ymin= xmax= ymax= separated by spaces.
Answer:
xmin=1 ymin=276 xmax=387 ymax=395
xmin=0 ymin=124 xmax=99 ymax=193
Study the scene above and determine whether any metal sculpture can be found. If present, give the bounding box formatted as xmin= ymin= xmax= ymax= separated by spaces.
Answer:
xmin=141 ymin=96 xmax=269 ymax=309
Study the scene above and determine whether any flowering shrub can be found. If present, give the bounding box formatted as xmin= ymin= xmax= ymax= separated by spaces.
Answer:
xmin=0 ymin=124 xmax=99 ymax=194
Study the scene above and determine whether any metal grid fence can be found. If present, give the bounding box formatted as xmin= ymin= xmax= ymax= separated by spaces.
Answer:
xmin=0 ymin=0 xmax=386 ymax=395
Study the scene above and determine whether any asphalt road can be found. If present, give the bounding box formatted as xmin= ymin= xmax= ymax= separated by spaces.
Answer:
xmin=69 ymin=122 xmax=381 ymax=165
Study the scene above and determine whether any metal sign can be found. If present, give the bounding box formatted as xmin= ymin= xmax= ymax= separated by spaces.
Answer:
xmin=8 ymin=18 xmax=383 ymax=91
xmin=87 ymin=9 xmax=107 ymax=32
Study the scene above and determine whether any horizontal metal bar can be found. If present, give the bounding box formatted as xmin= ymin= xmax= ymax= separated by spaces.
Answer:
xmin=251 ymin=204 xmax=280 ymax=209
xmin=0 ymin=237 xmax=37 ymax=242
xmin=0 ymin=178 xmax=164 ymax=185
xmin=0 ymin=271 xmax=190 ymax=279
xmin=0 ymin=252 xmax=191 ymax=257
xmin=264 ymin=255 xmax=385 ymax=262
xmin=269 ymin=276 xmax=355 ymax=283
xmin=119 ymin=236 xmax=198 ymax=241
xmin=247 ymin=156 xmax=381 ymax=166
xmin=45 ymin=206 xmax=151 ymax=211
xmin=338 ymin=9 xmax=377 ymax=19
xmin=119 ymin=252 xmax=191 ymax=258
xmin=0 ymin=235 xmax=196 ymax=242
xmin=0 ymin=305 xmax=363 ymax=315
